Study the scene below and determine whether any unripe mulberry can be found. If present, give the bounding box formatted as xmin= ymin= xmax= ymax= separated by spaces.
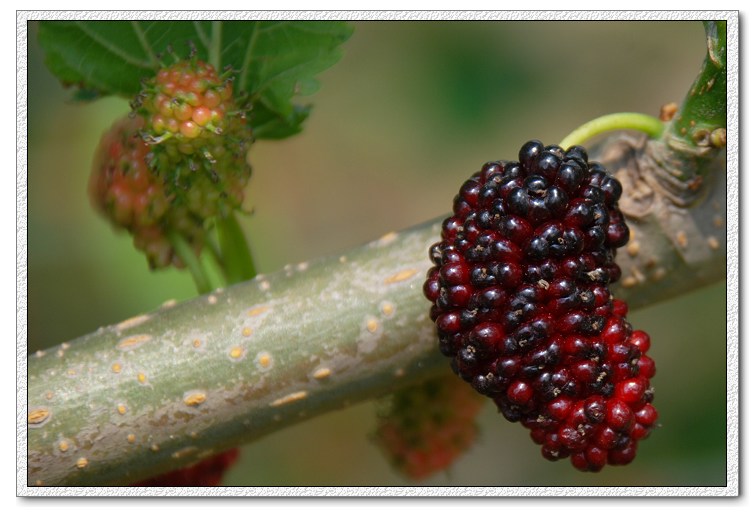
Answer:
xmin=374 ymin=372 xmax=485 ymax=480
xmin=89 ymin=115 xmax=204 ymax=269
xmin=423 ymin=140 xmax=658 ymax=471
xmin=89 ymin=115 xmax=168 ymax=229
xmin=135 ymin=59 xmax=253 ymax=221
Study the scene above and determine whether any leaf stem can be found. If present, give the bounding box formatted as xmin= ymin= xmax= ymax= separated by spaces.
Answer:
xmin=192 ymin=21 xmax=210 ymax=49
xmin=559 ymin=112 xmax=665 ymax=149
xmin=127 ymin=21 xmax=158 ymax=68
xmin=239 ymin=22 xmax=260 ymax=92
xmin=167 ymin=231 xmax=213 ymax=294
xmin=209 ymin=21 xmax=222 ymax=71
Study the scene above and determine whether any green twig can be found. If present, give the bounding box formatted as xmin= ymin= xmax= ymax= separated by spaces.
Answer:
xmin=559 ymin=112 xmax=665 ymax=150
xmin=643 ymin=21 xmax=728 ymax=187
xmin=167 ymin=231 xmax=213 ymax=294
xmin=202 ymin=226 xmax=225 ymax=271
xmin=216 ymin=213 xmax=257 ymax=284
xmin=667 ymin=21 xmax=727 ymax=149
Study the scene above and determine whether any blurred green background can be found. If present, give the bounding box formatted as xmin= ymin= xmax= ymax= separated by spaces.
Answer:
xmin=27 ymin=20 xmax=727 ymax=487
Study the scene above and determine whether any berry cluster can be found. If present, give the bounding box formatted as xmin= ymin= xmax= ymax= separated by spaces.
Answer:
xmin=135 ymin=58 xmax=252 ymax=221
xmin=142 ymin=60 xmax=234 ymax=147
xmin=89 ymin=115 xmax=181 ymax=267
xmin=90 ymin=59 xmax=253 ymax=269
xmin=423 ymin=140 xmax=658 ymax=472
xmin=132 ymin=448 xmax=240 ymax=487
xmin=375 ymin=373 xmax=484 ymax=480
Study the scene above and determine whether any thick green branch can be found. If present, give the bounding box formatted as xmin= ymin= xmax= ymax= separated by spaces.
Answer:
xmin=26 ymin=137 xmax=726 ymax=486
xmin=27 ymin=222 xmax=447 ymax=487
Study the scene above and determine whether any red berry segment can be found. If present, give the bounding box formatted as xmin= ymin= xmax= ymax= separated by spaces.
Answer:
xmin=89 ymin=115 xmax=168 ymax=229
xmin=89 ymin=115 xmax=188 ymax=268
xmin=423 ymin=140 xmax=658 ymax=471
xmin=132 ymin=448 xmax=240 ymax=486
xmin=375 ymin=373 xmax=485 ymax=480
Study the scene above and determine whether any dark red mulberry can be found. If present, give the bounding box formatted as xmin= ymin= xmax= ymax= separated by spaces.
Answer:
xmin=423 ymin=140 xmax=658 ymax=471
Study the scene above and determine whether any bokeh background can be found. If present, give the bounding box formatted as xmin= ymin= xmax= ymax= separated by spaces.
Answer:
xmin=26 ymin=20 xmax=727 ymax=487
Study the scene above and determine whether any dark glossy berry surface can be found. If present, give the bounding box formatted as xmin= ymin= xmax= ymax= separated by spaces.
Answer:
xmin=423 ymin=141 xmax=657 ymax=471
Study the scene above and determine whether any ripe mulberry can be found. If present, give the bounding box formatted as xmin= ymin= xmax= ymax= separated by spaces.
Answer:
xmin=423 ymin=140 xmax=658 ymax=471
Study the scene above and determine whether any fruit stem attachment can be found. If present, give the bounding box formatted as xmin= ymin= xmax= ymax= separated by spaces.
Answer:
xmin=167 ymin=231 xmax=213 ymax=294
xmin=216 ymin=212 xmax=257 ymax=284
xmin=558 ymin=112 xmax=665 ymax=150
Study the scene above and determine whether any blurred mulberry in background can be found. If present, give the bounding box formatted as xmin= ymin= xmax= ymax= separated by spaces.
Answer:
xmin=374 ymin=373 xmax=485 ymax=480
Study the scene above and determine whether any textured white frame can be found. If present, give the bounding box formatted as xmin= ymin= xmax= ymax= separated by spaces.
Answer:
xmin=15 ymin=10 xmax=739 ymax=498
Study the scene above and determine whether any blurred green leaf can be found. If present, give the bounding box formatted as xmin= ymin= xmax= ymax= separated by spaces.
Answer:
xmin=38 ymin=20 xmax=353 ymax=139
xmin=250 ymin=103 xmax=311 ymax=139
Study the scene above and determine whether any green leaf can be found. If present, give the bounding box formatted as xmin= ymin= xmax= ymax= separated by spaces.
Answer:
xmin=251 ymin=103 xmax=312 ymax=140
xmin=38 ymin=20 xmax=353 ymax=139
